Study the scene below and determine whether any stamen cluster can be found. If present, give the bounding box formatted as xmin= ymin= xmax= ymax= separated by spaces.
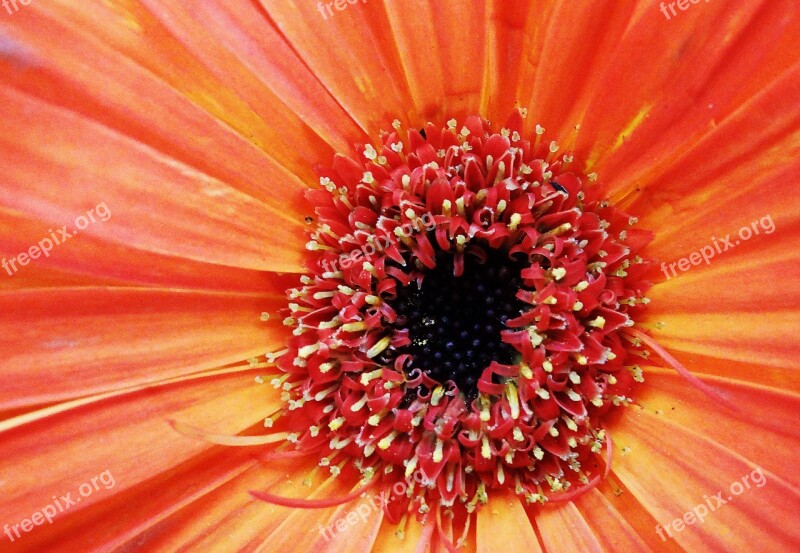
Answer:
xmin=277 ymin=112 xmax=653 ymax=514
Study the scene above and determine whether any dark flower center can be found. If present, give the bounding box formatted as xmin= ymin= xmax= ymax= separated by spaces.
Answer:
xmin=392 ymin=247 xmax=526 ymax=396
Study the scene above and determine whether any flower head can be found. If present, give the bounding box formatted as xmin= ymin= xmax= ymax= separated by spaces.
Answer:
xmin=1 ymin=1 xmax=799 ymax=552
xmin=278 ymin=114 xmax=655 ymax=516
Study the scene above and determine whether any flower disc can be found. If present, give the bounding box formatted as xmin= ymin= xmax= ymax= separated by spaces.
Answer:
xmin=277 ymin=112 xmax=654 ymax=515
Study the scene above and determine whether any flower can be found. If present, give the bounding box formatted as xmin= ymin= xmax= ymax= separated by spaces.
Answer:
xmin=1 ymin=1 xmax=799 ymax=552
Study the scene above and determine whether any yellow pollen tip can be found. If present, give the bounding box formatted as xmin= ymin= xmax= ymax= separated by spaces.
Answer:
xmin=328 ymin=417 xmax=345 ymax=431
xmin=433 ymin=439 xmax=444 ymax=463
xmin=481 ymin=436 xmax=491 ymax=459
xmin=367 ymin=336 xmax=391 ymax=358
xmin=589 ymin=316 xmax=606 ymax=329
xmin=378 ymin=431 xmax=397 ymax=450
xmin=341 ymin=321 xmax=367 ymax=332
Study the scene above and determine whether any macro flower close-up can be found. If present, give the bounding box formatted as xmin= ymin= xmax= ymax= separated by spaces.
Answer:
xmin=1 ymin=1 xmax=799 ymax=552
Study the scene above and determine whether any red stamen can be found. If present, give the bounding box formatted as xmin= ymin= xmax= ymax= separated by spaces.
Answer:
xmin=167 ymin=419 xmax=289 ymax=446
xmin=627 ymin=328 xmax=739 ymax=412
xmin=435 ymin=507 xmax=461 ymax=553
xmin=249 ymin=477 xmax=380 ymax=508
xmin=547 ymin=432 xmax=611 ymax=503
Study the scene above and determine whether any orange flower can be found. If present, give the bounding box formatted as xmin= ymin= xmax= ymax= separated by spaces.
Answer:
xmin=1 ymin=1 xmax=799 ymax=552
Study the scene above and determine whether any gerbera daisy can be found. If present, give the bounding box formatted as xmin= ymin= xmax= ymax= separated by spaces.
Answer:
xmin=1 ymin=1 xmax=799 ymax=552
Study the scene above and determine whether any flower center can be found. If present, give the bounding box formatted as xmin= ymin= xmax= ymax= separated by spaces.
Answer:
xmin=275 ymin=112 xmax=655 ymax=514
xmin=391 ymin=247 xmax=525 ymax=397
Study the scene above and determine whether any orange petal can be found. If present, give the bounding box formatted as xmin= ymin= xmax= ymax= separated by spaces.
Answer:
xmin=384 ymin=0 xmax=486 ymax=122
xmin=477 ymin=489 xmax=542 ymax=553
xmin=572 ymin=489 xmax=651 ymax=553
xmin=139 ymin=0 xmax=366 ymax=155
xmin=642 ymin=228 xmax=800 ymax=386
xmin=611 ymin=408 xmax=800 ymax=552
xmin=169 ymin=419 xmax=289 ymax=447
xmin=535 ymin=501 xmax=604 ymax=553
xmin=314 ymin=493 xmax=385 ymax=553
xmin=573 ymin=1 xmax=799 ymax=177
xmin=520 ymin=1 xmax=638 ymax=142
xmin=373 ymin=513 xmax=435 ymax=553
xmin=646 ymin=224 xmax=800 ymax=316
xmin=0 ymin=374 xmax=281 ymax=530
xmin=261 ymin=0 xmax=415 ymax=134
xmin=630 ymin=369 xmax=800 ymax=486
xmin=641 ymin=311 xmax=798 ymax=374
xmin=251 ymin=478 xmax=382 ymax=553
xmin=0 ymin=207 xmax=296 ymax=288
xmin=614 ymin=56 xmax=800 ymax=215
xmin=0 ymin=85 xmax=308 ymax=273
xmin=0 ymin=0 xmax=348 ymax=184
xmin=0 ymin=287 xmax=290 ymax=409
xmin=482 ymin=0 xmax=547 ymax=126
xmin=0 ymin=207 xmax=292 ymax=290
xmin=592 ymin=474 xmax=686 ymax=553
xmin=637 ymin=153 xmax=800 ymax=375
xmin=19 ymin=447 xmax=260 ymax=551
xmin=117 ymin=455 xmax=327 ymax=551
xmin=635 ymin=135 xmax=800 ymax=264
xmin=641 ymin=351 xmax=800 ymax=390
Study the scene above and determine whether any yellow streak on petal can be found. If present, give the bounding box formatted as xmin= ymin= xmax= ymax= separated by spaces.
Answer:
xmin=612 ymin=103 xmax=654 ymax=151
